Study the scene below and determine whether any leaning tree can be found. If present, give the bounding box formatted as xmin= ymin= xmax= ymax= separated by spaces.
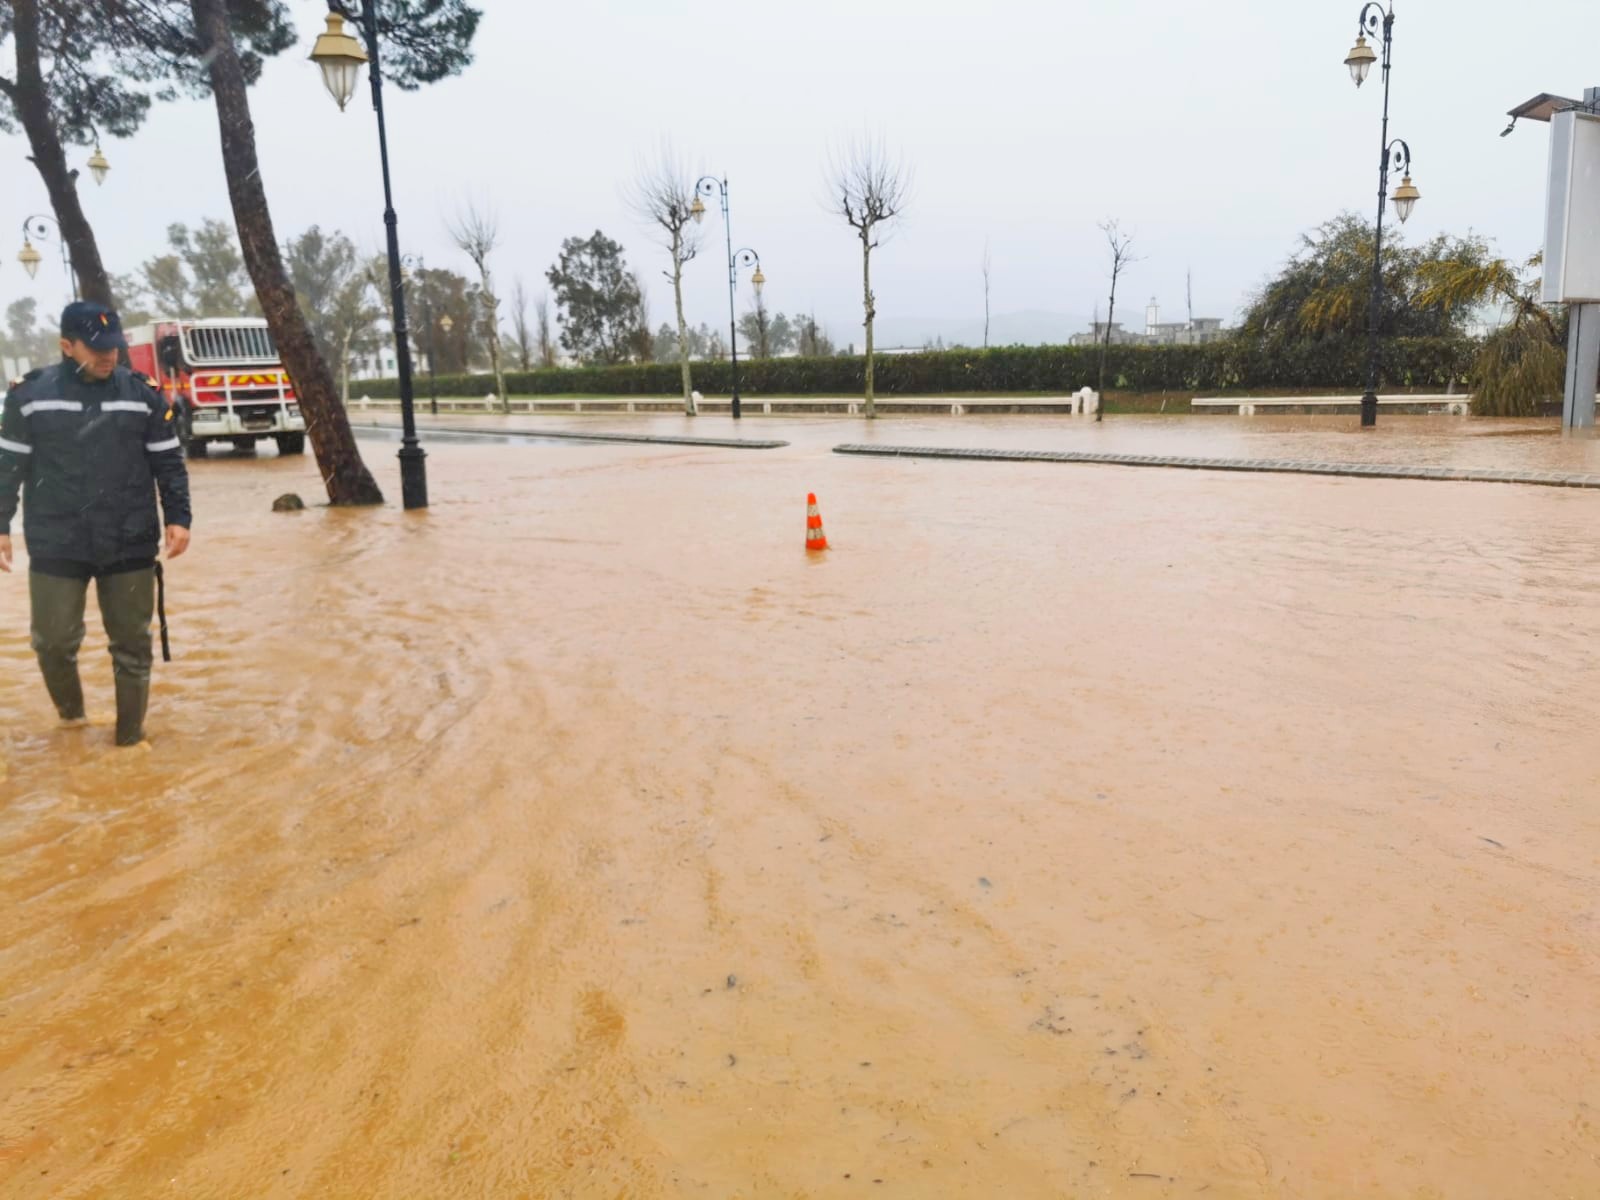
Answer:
xmin=96 ymin=0 xmax=481 ymax=504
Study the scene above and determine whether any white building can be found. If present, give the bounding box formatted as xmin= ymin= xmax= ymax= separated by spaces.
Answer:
xmin=350 ymin=346 xmax=433 ymax=381
xmin=1069 ymin=299 xmax=1230 ymax=347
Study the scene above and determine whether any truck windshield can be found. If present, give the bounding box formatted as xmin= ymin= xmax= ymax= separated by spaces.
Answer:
xmin=182 ymin=325 xmax=278 ymax=364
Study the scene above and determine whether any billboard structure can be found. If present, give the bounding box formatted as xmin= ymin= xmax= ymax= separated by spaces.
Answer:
xmin=1543 ymin=110 xmax=1600 ymax=305
xmin=1516 ymin=88 xmax=1600 ymax=427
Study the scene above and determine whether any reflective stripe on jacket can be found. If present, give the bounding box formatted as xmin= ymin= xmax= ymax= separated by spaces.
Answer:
xmin=0 ymin=363 xmax=192 ymax=566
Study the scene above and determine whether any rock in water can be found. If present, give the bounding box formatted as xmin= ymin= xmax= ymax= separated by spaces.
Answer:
xmin=272 ymin=493 xmax=307 ymax=513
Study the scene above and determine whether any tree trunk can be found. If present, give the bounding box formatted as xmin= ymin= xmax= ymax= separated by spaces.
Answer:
xmin=8 ymin=0 xmax=114 ymax=308
xmin=340 ymin=326 xmax=353 ymax=409
xmin=479 ymin=274 xmax=508 ymax=414
xmin=673 ymin=232 xmax=695 ymax=415
xmin=189 ymin=0 xmax=382 ymax=505
xmin=862 ymin=234 xmax=876 ymax=419
xmin=1098 ymin=276 xmax=1117 ymax=424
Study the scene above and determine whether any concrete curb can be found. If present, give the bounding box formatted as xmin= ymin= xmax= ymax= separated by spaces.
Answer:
xmin=355 ymin=422 xmax=788 ymax=450
xmin=831 ymin=444 xmax=1600 ymax=490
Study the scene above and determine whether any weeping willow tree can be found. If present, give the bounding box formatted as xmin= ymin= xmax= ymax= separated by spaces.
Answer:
xmin=1417 ymin=252 xmax=1565 ymax=417
xmin=1239 ymin=213 xmax=1470 ymax=345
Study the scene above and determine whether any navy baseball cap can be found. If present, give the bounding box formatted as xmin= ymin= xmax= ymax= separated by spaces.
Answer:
xmin=60 ymin=301 xmax=127 ymax=351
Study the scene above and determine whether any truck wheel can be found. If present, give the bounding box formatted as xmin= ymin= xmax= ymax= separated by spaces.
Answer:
xmin=231 ymin=437 xmax=258 ymax=454
xmin=275 ymin=433 xmax=306 ymax=456
xmin=187 ymin=438 xmax=209 ymax=459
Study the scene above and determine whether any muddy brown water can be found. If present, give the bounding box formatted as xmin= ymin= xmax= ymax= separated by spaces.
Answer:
xmin=2 ymin=416 xmax=1597 ymax=1198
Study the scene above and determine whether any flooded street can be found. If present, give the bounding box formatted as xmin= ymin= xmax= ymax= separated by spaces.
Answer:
xmin=2 ymin=416 xmax=1598 ymax=1198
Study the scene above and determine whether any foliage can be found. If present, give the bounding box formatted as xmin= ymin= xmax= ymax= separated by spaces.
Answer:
xmin=1469 ymin=321 xmax=1566 ymax=416
xmin=0 ymin=297 xmax=61 ymax=370
xmin=738 ymin=304 xmax=797 ymax=358
xmin=652 ymin=321 xmax=722 ymax=362
xmin=405 ymin=266 xmax=486 ymax=374
xmin=0 ymin=1 xmax=294 ymax=147
xmin=1240 ymin=213 xmax=1485 ymax=344
xmin=509 ymin=277 xmax=532 ymax=370
xmin=545 ymin=231 xmax=642 ymax=365
xmin=627 ymin=272 xmax=653 ymax=363
xmin=119 ymin=219 xmax=259 ymax=318
xmin=358 ymin=336 xmax=1480 ymax=400
xmin=794 ymin=313 xmax=836 ymax=357
xmin=1417 ymin=249 xmax=1566 ymax=416
xmin=534 ymin=291 xmax=555 ymax=368
xmin=285 ymin=226 xmax=382 ymax=391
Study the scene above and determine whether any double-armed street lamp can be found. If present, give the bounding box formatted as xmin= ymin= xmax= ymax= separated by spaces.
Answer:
xmin=9 ymin=144 xmax=107 ymax=299
xmin=13 ymin=141 xmax=110 ymax=298
xmin=18 ymin=215 xmax=76 ymax=300
xmin=1345 ymin=3 xmax=1422 ymax=428
xmin=310 ymin=3 xmax=427 ymax=508
xmin=690 ymin=177 xmax=766 ymax=420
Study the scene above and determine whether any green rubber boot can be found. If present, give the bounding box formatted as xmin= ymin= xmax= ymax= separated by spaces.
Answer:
xmin=29 ymin=570 xmax=89 ymax=722
xmin=98 ymin=568 xmax=156 ymax=747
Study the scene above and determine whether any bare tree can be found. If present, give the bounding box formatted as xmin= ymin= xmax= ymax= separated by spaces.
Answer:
xmin=510 ymin=275 xmax=533 ymax=370
xmin=1096 ymin=219 xmax=1140 ymax=423
xmin=828 ymin=138 xmax=911 ymax=418
xmin=448 ymin=201 xmax=509 ymax=412
xmin=629 ymin=148 xmax=701 ymax=414
xmin=535 ymin=291 xmax=555 ymax=368
xmin=982 ymin=239 xmax=992 ymax=349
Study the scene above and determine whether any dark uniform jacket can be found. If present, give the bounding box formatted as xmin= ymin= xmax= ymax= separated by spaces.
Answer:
xmin=0 ymin=362 xmax=192 ymax=567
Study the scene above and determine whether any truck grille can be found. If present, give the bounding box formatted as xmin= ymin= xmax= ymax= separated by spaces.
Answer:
xmin=183 ymin=325 xmax=278 ymax=364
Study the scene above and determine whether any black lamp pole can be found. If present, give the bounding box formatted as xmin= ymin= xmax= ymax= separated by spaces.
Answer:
xmin=1350 ymin=2 xmax=1416 ymax=430
xmin=331 ymin=0 xmax=426 ymax=507
xmin=695 ymin=175 xmax=750 ymax=420
xmin=402 ymin=254 xmax=439 ymax=416
xmin=21 ymin=215 xmax=77 ymax=301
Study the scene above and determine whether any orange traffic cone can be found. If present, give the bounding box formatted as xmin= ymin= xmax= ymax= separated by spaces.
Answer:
xmin=805 ymin=492 xmax=829 ymax=552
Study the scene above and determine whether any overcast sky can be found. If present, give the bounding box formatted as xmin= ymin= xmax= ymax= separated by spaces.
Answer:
xmin=3 ymin=0 xmax=1598 ymax=345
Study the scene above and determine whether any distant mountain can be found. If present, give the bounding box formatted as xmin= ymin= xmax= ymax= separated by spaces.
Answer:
xmin=869 ymin=309 xmax=1094 ymax=351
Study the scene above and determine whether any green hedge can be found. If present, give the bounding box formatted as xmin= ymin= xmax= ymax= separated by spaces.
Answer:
xmin=361 ymin=337 xmax=1480 ymax=399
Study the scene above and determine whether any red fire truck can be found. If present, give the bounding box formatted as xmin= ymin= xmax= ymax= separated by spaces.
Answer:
xmin=125 ymin=318 xmax=307 ymax=457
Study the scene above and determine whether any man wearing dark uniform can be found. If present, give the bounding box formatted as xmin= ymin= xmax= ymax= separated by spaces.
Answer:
xmin=0 ymin=302 xmax=192 ymax=747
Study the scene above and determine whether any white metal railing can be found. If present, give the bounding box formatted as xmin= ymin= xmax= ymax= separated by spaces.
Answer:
xmin=182 ymin=323 xmax=279 ymax=365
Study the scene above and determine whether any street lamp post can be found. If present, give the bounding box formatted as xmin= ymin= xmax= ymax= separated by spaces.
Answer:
xmin=691 ymin=177 xmax=766 ymax=420
xmin=310 ymin=5 xmax=427 ymax=508
xmin=402 ymin=255 xmax=440 ymax=416
xmin=438 ymin=314 xmax=454 ymax=403
xmin=18 ymin=215 xmax=77 ymax=300
xmin=1346 ymin=3 xmax=1422 ymax=428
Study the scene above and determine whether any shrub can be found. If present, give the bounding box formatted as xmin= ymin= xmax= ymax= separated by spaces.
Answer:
xmin=359 ymin=337 xmax=1481 ymax=399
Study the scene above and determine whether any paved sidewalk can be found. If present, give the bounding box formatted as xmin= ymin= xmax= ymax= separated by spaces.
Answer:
xmin=834 ymin=443 xmax=1600 ymax=489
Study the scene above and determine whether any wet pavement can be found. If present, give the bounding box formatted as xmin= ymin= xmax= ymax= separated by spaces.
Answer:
xmin=2 ymin=415 xmax=1597 ymax=1198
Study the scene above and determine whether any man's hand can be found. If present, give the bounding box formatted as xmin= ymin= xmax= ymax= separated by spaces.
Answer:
xmin=165 ymin=525 xmax=191 ymax=560
xmin=0 ymin=534 xmax=10 ymax=573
